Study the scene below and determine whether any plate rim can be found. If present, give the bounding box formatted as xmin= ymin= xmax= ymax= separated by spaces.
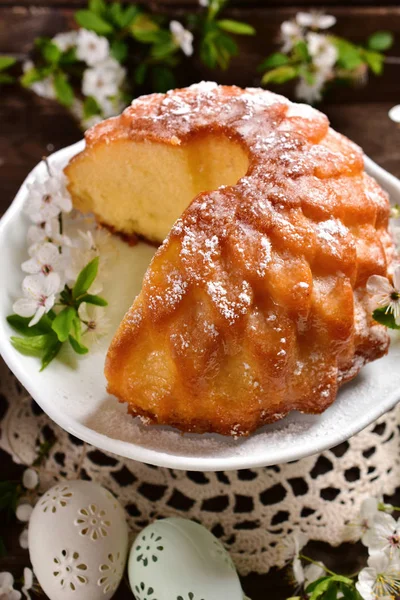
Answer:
xmin=1 ymin=143 xmax=399 ymax=471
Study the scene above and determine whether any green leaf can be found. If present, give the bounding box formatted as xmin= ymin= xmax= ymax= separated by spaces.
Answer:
xmin=73 ymin=256 xmax=100 ymax=299
xmin=217 ymin=33 xmax=238 ymax=56
xmin=340 ymin=583 xmax=358 ymax=600
xmin=306 ymin=577 xmax=332 ymax=594
xmin=372 ymin=306 xmax=400 ymax=329
xmin=217 ymin=19 xmax=255 ymax=35
xmin=330 ymin=36 xmax=363 ymax=70
xmin=54 ymin=72 xmax=74 ymax=107
xmin=367 ymin=31 xmax=394 ymax=52
xmin=89 ymin=0 xmax=106 ymax=16
xmin=110 ymin=39 xmax=128 ymax=62
xmin=52 ymin=306 xmax=76 ymax=342
xmin=7 ymin=314 xmax=53 ymax=336
xmin=109 ymin=4 xmax=139 ymax=29
xmin=83 ymin=95 xmax=101 ymax=119
xmin=71 ymin=314 xmax=82 ymax=343
xmin=330 ymin=576 xmax=355 ymax=586
xmin=262 ymin=65 xmax=298 ymax=85
xmin=294 ymin=39 xmax=310 ymax=62
xmin=258 ymin=52 xmax=289 ymax=72
xmin=130 ymin=13 xmax=160 ymax=42
xmin=59 ymin=48 xmax=78 ymax=65
xmin=78 ymin=294 xmax=108 ymax=307
xmin=11 ymin=334 xmax=55 ymax=357
xmin=121 ymin=5 xmax=140 ymax=28
xmin=69 ymin=335 xmax=89 ymax=355
xmin=40 ymin=338 xmax=62 ymax=370
xmin=151 ymin=65 xmax=176 ymax=93
xmin=309 ymin=577 xmax=332 ymax=600
xmin=0 ymin=56 xmax=16 ymax=71
xmin=41 ymin=41 xmax=61 ymax=64
xmin=324 ymin=583 xmax=338 ymax=600
xmin=151 ymin=40 xmax=177 ymax=60
xmin=75 ymin=10 xmax=113 ymax=35
xmin=20 ymin=65 xmax=52 ymax=88
xmin=0 ymin=73 xmax=14 ymax=84
xmin=363 ymin=49 xmax=384 ymax=75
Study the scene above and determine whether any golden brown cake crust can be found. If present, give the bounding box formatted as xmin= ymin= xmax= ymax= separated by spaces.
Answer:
xmin=103 ymin=83 xmax=393 ymax=436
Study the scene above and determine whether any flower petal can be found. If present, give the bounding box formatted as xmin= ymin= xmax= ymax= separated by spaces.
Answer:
xmin=21 ymin=257 xmax=41 ymax=274
xmin=13 ymin=298 xmax=36 ymax=318
xmin=29 ymin=306 xmax=46 ymax=327
xmin=366 ymin=275 xmax=393 ymax=296
xmin=43 ymin=272 xmax=61 ymax=296
xmin=392 ymin=265 xmax=400 ymax=291
xmin=22 ymin=274 xmax=46 ymax=300
xmin=296 ymin=12 xmax=312 ymax=27
xmin=318 ymin=15 xmax=336 ymax=29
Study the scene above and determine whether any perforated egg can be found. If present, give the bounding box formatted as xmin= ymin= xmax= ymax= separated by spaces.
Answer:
xmin=29 ymin=480 xmax=129 ymax=600
xmin=128 ymin=517 xmax=244 ymax=600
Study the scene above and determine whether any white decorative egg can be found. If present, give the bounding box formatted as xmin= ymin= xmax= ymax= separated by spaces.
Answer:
xmin=128 ymin=518 xmax=244 ymax=600
xmin=29 ymin=480 xmax=129 ymax=600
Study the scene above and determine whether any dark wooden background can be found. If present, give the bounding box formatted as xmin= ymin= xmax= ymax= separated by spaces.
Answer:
xmin=1 ymin=1 xmax=400 ymax=598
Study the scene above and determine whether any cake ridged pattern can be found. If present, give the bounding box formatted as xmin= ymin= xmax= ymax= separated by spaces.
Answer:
xmin=100 ymin=83 xmax=393 ymax=435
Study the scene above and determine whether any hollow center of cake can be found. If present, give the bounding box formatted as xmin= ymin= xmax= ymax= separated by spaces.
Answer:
xmin=67 ymin=133 xmax=249 ymax=244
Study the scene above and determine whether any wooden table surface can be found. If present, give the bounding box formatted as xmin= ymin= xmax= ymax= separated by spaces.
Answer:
xmin=1 ymin=1 xmax=400 ymax=598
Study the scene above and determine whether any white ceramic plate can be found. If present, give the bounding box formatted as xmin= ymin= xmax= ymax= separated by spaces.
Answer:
xmin=1 ymin=142 xmax=400 ymax=471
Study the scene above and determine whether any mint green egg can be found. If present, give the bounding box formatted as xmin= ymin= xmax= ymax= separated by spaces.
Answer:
xmin=128 ymin=518 xmax=244 ymax=600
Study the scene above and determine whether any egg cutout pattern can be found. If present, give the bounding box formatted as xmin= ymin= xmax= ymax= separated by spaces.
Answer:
xmin=128 ymin=517 xmax=244 ymax=600
xmin=29 ymin=480 xmax=129 ymax=600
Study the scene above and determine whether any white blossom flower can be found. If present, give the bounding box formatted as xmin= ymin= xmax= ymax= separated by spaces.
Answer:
xmin=199 ymin=0 xmax=209 ymax=5
xmin=22 ymin=242 xmax=65 ymax=280
xmin=82 ymin=58 xmax=126 ymax=103
xmin=367 ymin=266 xmax=400 ymax=324
xmin=27 ymin=218 xmax=71 ymax=256
xmin=21 ymin=568 xmax=33 ymax=600
xmin=349 ymin=497 xmax=380 ymax=543
xmin=0 ymin=572 xmax=21 ymax=600
xmin=170 ymin=20 xmax=194 ymax=57
xmin=295 ymin=72 xmax=327 ymax=104
xmin=304 ymin=562 xmax=326 ymax=589
xmin=292 ymin=531 xmax=308 ymax=585
xmin=76 ymin=29 xmax=109 ymax=66
xmin=79 ymin=303 xmax=110 ymax=346
xmin=280 ymin=20 xmax=303 ymax=53
xmin=16 ymin=503 xmax=33 ymax=523
xmin=296 ymin=11 xmax=336 ymax=30
xmin=22 ymin=468 xmax=39 ymax=490
xmin=307 ymin=32 xmax=338 ymax=71
xmin=19 ymin=529 xmax=29 ymax=550
xmin=65 ymin=227 xmax=115 ymax=287
xmin=52 ymin=31 xmax=78 ymax=52
xmin=13 ymin=272 xmax=60 ymax=327
xmin=356 ymin=552 xmax=400 ymax=600
xmin=22 ymin=61 xmax=55 ymax=100
xmin=24 ymin=171 xmax=72 ymax=224
xmin=363 ymin=512 xmax=400 ymax=555
xmin=388 ymin=105 xmax=400 ymax=124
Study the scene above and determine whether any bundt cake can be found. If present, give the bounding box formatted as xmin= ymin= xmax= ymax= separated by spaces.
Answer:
xmin=66 ymin=82 xmax=394 ymax=436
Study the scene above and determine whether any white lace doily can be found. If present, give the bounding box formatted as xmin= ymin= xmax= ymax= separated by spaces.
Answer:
xmin=1 ymin=357 xmax=399 ymax=575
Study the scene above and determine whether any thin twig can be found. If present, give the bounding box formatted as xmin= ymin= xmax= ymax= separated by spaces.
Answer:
xmin=299 ymin=554 xmax=336 ymax=577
